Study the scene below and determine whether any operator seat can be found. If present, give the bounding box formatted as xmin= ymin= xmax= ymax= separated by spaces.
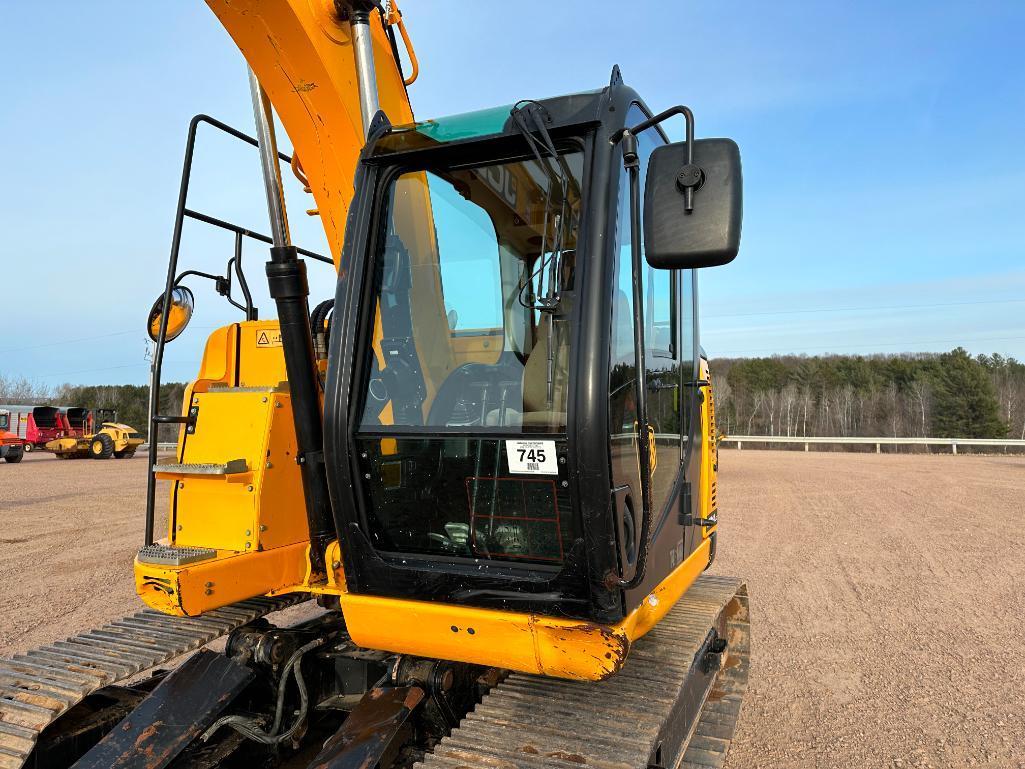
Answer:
xmin=521 ymin=310 xmax=571 ymax=428
xmin=426 ymin=360 xmax=523 ymax=428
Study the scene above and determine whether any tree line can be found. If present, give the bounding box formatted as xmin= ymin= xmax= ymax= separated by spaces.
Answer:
xmin=709 ymin=348 xmax=1019 ymax=440
xmin=4 ymin=346 xmax=1022 ymax=442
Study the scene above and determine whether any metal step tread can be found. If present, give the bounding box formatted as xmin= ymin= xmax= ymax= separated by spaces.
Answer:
xmin=418 ymin=574 xmax=749 ymax=769
xmin=152 ymin=458 xmax=249 ymax=476
xmin=207 ymin=384 xmax=287 ymax=393
xmin=136 ymin=544 xmax=218 ymax=567
xmin=0 ymin=593 xmax=308 ymax=768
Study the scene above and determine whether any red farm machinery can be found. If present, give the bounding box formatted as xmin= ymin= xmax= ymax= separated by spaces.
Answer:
xmin=0 ymin=409 xmax=27 ymax=463
xmin=0 ymin=404 xmax=95 ymax=452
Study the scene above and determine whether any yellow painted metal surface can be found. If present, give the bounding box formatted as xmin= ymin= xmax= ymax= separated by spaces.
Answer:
xmin=139 ymin=518 xmax=709 ymax=679
xmin=135 ymin=543 xmax=310 ymax=617
xmin=238 ymin=321 xmax=289 ymax=387
xmin=136 ymin=321 xmax=312 ymax=614
xmin=183 ymin=320 xmax=287 ymax=399
xmin=338 ymin=538 xmax=712 ymax=681
xmin=699 ymin=358 xmax=719 ymax=537
xmin=194 ymin=324 xmax=237 ymax=387
xmin=164 ymin=390 xmax=308 ymax=553
xmin=449 ymin=332 xmax=502 ymax=367
xmin=204 ymin=0 xmax=416 ymax=266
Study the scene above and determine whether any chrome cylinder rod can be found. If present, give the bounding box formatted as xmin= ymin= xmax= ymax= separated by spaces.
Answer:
xmin=246 ymin=67 xmax=335 ymax=573
xmin=350 ymin=8 xmax=381 ymax=136
xmin=247 ymin=66 xmax=291 ymax=247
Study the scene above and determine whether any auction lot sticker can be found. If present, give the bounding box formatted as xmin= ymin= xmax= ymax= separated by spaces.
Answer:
xmin=505 ymin=439 xmax=558 ymax=475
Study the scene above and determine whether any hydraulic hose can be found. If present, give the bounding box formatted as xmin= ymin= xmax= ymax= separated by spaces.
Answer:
xmin=201 ymin=638 xmax=325 ymax=745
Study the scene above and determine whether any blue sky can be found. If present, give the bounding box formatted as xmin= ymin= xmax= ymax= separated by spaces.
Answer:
xmin=1 ymin=1 xmax=1023 ymax=386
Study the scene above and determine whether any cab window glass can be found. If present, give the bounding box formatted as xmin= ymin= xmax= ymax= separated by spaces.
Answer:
xmin=435 ymin=177 xmax=504 ymax=333
xmin=360 ymin=150 xmax=584 ymax=433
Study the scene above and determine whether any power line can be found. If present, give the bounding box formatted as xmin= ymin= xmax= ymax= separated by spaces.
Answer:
xmin=715 ymin=334 xmax=1025 ymax=357
xmin=704 ymin=297 xmax=1025 ymax=320
xmin=1 ymin=324 xmax=223 ymax=355
xmin=31 ymin=360 xmax=200 ymax=380
xmin=32 ymin=363 xmax=149 ymax=379
xmin=0 ymin=330 xmax=137 ymax=354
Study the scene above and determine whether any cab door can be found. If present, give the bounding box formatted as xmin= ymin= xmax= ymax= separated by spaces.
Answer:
xmin=608 ymin=105 xmax=702 ymax=600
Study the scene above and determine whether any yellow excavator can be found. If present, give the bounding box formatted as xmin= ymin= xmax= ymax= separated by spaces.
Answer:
xmin=0 ymin=3 xmax=748 ymax=768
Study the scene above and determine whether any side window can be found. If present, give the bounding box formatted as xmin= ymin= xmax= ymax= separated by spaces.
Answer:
xmin=433 ymin=174 xmax=504 ymax=334
xmin=647 ymin=263 xmax=674 ymax=357
xmin=609 ymin=105 xmax=692 ymax=524
xmin=679 ymin=270 xmax=696 ymax=379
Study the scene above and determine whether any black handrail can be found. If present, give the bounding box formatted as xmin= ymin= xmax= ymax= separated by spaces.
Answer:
xmin=183 ymin=208 xmax=333 ymax=264
xmin=144 ymin=115 xmax=331 ymax=546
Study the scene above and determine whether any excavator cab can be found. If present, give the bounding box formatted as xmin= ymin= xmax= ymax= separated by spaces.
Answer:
xmin=322 ymin=81 xmax=743 ymax=677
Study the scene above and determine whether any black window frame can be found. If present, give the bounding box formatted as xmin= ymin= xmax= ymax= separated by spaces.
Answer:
xmin=353 ymin=138 xmax=587 ymax=439
xmin=345 ymin=132 xmax=593 ymax=577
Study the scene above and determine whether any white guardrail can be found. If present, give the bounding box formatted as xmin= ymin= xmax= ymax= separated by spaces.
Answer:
xmin=144 ymin=439 xmax=1025 ymax=455
xmin=724 ymin=435 xmax=1025 ymax=454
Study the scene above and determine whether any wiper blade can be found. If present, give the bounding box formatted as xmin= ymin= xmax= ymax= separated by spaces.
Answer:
xmin=509 ymin=101 xmax=580 ymax=199
xmin=510 ymin=101 xmax=576 ymax=314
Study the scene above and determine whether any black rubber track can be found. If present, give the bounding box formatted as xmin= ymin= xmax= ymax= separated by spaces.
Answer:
xmin=418 ymin=575 xmax=749 ymax=769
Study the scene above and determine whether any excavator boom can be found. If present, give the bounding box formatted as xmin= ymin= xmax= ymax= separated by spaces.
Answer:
xmin=207 ymin=0 xmax=416 ymax=264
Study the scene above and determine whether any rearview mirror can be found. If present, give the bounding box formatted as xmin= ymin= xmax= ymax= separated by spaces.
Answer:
xmin=643 ymin=138 xmax=742 ymax=270
xmin=147 ymin=286 xmax=195 ymax=343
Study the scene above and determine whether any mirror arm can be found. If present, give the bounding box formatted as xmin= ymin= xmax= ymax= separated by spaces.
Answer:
xmin=617 ymin=129 xmax=654 ymax=591
xmin=174 ymin=252 xmax=259 ymax=321
xmin=232 ymin=231 xmax=258 ymax=321
xmin=174 ymin=269 xmax=222 ymax=286
xmin=223 ymin=281 xmax=249 ymax=317
xmin=624 ymin=105 xmax=700 ymax=212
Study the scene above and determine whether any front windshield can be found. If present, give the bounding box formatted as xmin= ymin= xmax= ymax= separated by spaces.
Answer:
xmin=359 ymin=148 xmax=584 ymax=434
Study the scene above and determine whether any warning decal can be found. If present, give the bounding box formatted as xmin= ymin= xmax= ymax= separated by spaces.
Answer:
xmin=256 ymin=330 xmax=283 ymax=348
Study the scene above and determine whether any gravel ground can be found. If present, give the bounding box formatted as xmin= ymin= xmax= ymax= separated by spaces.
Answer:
xmin=0 ymin=452 xmax=162 ymax=656
xmin=712 ymin=449 xmax=1025 ymax=769
xmin=1 ymin=449 xmax=1023 ymax=767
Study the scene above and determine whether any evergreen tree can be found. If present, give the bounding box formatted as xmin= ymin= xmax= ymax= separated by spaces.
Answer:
xmin=929 ymin=348 xmax=1007 ymax=438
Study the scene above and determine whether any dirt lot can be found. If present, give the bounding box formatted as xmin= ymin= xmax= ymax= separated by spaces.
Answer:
xmin=711 ymin=450 xmax=1025 ymax=769
xmin=2 ymin=449 xmax=1024 ymax=767
xmin=0 ymin=452 xmax=166 ymax=655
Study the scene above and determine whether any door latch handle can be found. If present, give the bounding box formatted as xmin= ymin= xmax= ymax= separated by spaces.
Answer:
xmin=682 ymin=514 xmax=717 ymax=527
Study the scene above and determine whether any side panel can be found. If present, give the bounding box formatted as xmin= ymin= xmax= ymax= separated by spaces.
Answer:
xmin=340 ymin=537 xmax=711 ymax=681
xmin=170 ymin=391 xmax=306 ymax=552
xmin=697 ymin=358 xmax=719 ymax=545
xmin=138 ymin=323 xmax=311 ymax=616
